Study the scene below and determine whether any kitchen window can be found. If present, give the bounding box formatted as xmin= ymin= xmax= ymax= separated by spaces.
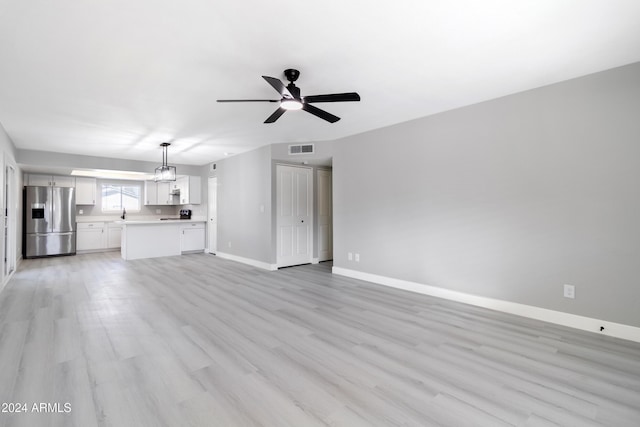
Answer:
xmin=101 ymin=183 xmax=141 ymax=213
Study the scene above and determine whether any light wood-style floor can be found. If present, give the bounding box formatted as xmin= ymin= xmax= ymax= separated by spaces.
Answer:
xmin=1 ymin=252 xmax=639 ymax=427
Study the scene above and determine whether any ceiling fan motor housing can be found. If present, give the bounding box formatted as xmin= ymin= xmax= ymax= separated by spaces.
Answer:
xmin=284 ymin=68 xmax=300 ymax=82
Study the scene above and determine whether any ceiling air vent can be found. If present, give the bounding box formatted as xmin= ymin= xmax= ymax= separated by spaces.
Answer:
xmin=288 ymin=144 xmax=314 ymax=155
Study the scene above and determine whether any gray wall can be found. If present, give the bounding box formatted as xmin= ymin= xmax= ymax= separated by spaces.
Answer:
xmin=207 ymin=141 xmax=335 ymax=264
xmin=216 ymin=145 xmax=272 ymax=263
xmin=333 ymin=62 xmax=640 ymax=327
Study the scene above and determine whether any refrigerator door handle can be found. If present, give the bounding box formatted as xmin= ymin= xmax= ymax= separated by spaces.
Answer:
xmin=29 ymin=232 xmax=75 ymax=236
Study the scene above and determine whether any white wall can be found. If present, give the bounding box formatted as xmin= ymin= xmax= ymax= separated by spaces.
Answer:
xmin=333 ymin=62 xmax=640 ymax=327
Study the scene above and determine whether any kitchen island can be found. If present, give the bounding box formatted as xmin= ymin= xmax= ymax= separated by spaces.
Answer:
xmin=118 ymin=219 xmax=206 ymax=260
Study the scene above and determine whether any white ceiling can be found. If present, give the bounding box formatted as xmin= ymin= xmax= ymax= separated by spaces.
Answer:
xmin=1 ymin=0 xmax=639 ymax=166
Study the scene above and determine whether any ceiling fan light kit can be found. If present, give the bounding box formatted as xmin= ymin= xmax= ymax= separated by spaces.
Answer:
xmin=154 ymin=142 xmax=177 ymax=182
xmin=280 ymin=99 xmax=303 ymax=110
xmin=217 ymin=68 xmax=360 ymax=123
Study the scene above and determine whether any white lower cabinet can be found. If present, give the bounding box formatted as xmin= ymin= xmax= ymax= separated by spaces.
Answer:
xmin=77 ymin=222 xmax=106 ymax=251
xmin=107 ymin=223 xmax=122 ymax=248
xmin=77 ymin=221 xmax=122 ymax=251
xmin=181 ymin=223 xmax=205 ymax=252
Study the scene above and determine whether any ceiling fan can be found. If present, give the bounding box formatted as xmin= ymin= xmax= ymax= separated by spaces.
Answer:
xmin=217 ymin=69 xmax=360 ymax=123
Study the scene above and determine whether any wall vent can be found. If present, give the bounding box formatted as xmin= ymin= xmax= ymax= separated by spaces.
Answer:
xmin=288 ymin=144 xmax=314 ymax=155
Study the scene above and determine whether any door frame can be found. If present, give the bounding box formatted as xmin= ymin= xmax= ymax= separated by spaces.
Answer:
xmin=317 ymin=168 xmax=333 ymax=262
xmin=276 ymin=163 xmax=313 ymax=268
xmin=207 ymin=176 xmax=217 ymax=254
xmin=2 ymin=157 xmax=17 ymax=287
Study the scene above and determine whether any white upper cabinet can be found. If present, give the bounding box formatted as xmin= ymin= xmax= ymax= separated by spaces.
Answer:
xmin=157 ymin=182 xmax=173 ymax=205
xmin=144 ymin=181 xmax=175 ymax=205
xmin=75 ymin=177 xmax=96 ymax=205
xmin=144 ymin=181 xmax=158 ymax=205
xmin=176 ymin=176 xmax=201 ymax=205
xmin=27 ymin=174 xmax=75 ymax=187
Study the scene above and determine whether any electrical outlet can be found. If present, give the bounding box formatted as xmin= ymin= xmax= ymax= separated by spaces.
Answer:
xmin=563 ymin=284 xmax=575 ymax=299
xmin=355 ymin=253 xmax=360 ymax=262
xmin=348 ymin=252 xmax=353 ymax=261
xmin=78 ymin=209 xmax=83 ymax=215
xmin=156 ymin=209 xmax=161 ymax=214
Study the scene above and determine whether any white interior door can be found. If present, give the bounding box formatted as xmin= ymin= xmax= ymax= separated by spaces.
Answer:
xmin=207 ymin=176 xmax=217 ymax=254
xmin=317 ymin=169 xmax=333 ymax=262
xmin=3 ymin=163 xmax=15 ymax=280
xmin=277 ymin=165 xmax=312 ymax=268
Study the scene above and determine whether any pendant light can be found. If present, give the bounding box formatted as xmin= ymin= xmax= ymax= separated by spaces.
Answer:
xmin=154 ymin=142 xmax=177 ymax=182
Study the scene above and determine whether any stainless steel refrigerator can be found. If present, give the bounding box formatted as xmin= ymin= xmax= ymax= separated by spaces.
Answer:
xmin=24 ymin=186 xmax=76 ymax=258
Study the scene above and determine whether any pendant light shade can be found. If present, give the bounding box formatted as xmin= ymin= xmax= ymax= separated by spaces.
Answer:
xmin=154 ymin=142 xmax=177 ymax=182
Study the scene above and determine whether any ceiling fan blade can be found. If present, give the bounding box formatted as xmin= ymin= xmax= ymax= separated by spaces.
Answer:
xmin=262 ymin=76 xmax=294 ymax=99
xmin=303 ymin=92 xmax=361 ymax=103
xmin=264 ymin=107 xmax=286 ymax=123
xmin=302 ymin=103 xmax=340 ymax=123
xmin=217 ymin=99 xmax=279 ymax=102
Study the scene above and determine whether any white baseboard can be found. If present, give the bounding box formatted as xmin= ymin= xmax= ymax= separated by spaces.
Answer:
xmin=216 ymin=252 xmax=277 ymax=271
xmin=332 ymin=267 xmax=640 ymax=344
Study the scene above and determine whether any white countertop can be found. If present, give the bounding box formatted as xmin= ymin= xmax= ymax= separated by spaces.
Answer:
xmin=116 ymin=219 xmax=206 ymax=225
xmin=77 ymin=215 xmax=206 ymax=223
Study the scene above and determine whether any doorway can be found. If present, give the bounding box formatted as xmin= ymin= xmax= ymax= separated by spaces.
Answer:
xmin=3 ymin=162 xmax=16 ymax=281
xmin=207 ymin=176 xmax=217 ymax=254
xmin=276 ymin=164 xmax=312 ymax=268
xmin=317 ymin=168 xmax=333 ymax=262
